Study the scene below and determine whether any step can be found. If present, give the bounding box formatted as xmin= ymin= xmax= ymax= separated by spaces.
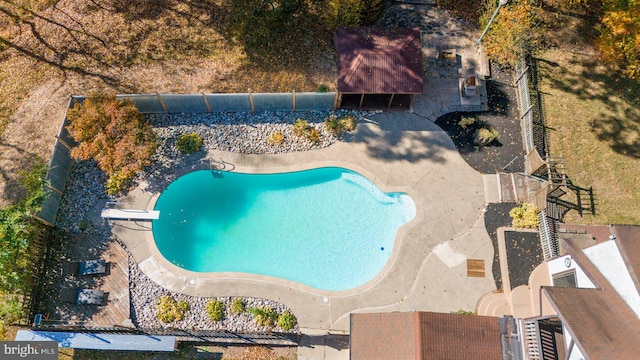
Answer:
xmin=483 ymin=174 xmax=500 ymax=203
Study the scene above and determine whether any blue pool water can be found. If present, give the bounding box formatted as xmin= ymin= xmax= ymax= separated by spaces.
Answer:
xmin=152 ymin=167 xmax=415 ymax=291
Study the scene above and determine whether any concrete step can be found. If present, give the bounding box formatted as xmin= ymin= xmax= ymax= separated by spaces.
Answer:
xmin=483 ymin=174 xmax=500 ymax=203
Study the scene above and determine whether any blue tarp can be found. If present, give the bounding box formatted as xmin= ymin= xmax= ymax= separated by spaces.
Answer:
xmin=15 ymin=330 xmax=176 ymax=352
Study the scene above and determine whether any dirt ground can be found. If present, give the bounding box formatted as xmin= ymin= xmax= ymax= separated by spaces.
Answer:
xmin=0 ymin=0 xmax=336 ymax=207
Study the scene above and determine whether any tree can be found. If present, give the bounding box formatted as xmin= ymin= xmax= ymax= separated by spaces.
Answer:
xmin=596 ymin=0 xmax=640 ymax=80
xmin=0 ymin=160 xmax=48 ymax=293
xmin=66 ymin=93 xmax=157 ymax=194
xmin=481 ymin=0 xmax=534 ymax=66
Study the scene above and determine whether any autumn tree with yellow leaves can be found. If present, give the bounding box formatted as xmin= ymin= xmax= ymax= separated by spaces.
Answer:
xmin=67 ymin=93 xmax=157 ymax=195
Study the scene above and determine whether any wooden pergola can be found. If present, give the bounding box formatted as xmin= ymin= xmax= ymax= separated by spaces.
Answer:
xmin=335 ymin=27 xmax=423 ymax=110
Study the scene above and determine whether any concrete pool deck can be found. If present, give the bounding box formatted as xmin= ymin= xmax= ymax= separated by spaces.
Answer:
xmin=108 ymin=110 xmax=497 ymax=334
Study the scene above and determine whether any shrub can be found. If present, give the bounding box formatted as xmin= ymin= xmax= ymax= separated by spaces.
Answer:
xmin=231 ymin=298 xmax=245 ymax=315
xmin=67 ymin=93 xmax=157 ymax=195
xmin=324 ymin=115 xmax=342 ymax=135
xmin=305 ymin=127 xmax=321 ymax=143
xmin=206 ymin=300 xmax=225 ymax=322
xmin=268 ymin=131 xmax=285 ymax=146
xmin=340 ymin=115 xmax=356 ymax=132
xmin=277 ymin=311 xmax=297 ymax=331
xmin=458 ymin=116 xmax=476 ymax=129
xmin=455 ymin=309 xmax=475 ymax=315
xmin=316 ymin=84 xmax=329 ymax=92
xmin=176 ymin=133 xmax=203 ymax=154
xmin=78 ymin=219 xmax=91 ymax=231
xmin=249 ymin=306 xmax=278 ymax=326
xmin=510 ymin=203 xmax=539 ymax=228
xmin=293 ymin=118 xmax=309 ymax=137
xmin=474 ymin=127 xmax=500 ymax=146
xmin=156 ymin=295 xmax=190 ymax=323
xmin=325 ymin=114 xmax=356 ymax=136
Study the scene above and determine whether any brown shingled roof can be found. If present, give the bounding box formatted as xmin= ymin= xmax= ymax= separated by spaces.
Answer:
xmin=544 ymin=287 xmax=640 ymax=360
xmin=336 ymin=27 xmax=423 ymax=94
xmin=613 ymin=225 xmax=640 ymax=294
xmin=544 ymin=236 xmax=640 ymax=360
xmin=350 ymin=312 xmax=502 ymax=360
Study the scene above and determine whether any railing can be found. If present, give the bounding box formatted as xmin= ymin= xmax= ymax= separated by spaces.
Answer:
xmin=516 ymin=62 xmax=534 ymax=155
xmin=524 ymin=319 xmax=542 ymax=360
xmin=538 ymin=210 xmax=559 ymax=261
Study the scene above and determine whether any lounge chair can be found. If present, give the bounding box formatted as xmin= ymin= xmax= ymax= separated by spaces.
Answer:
xmin=60 ymin=289 xmax=109 ymax=305
xmin=62 ymin=259 xmax=107 ymax=276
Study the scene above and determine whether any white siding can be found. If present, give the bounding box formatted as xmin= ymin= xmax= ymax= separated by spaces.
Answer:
xmin=547 ymin=255 xmax=595 ymax=289
xmin=584 ymin=240 xmax=640 ymax=319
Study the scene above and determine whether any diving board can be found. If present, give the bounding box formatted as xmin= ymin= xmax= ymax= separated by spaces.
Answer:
xmin=101 ymin=208 xmax=160 ymax=220
xmin=15 ymin=330 xmax=176 ymax=351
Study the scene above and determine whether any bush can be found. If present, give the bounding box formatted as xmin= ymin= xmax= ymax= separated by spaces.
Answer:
xmin=293 ymin=118 xmax=309 ymax=137
xmin=67 ymin=92 xmax=157 ymax=195
xmin=510 ymin=203 xmax=539 ymax=228
xmin=231 ymin=298 xmax=245 ymax=315
xmin=249 ymin=306 xmax=278 ymax=326
xmin=268 ymin=131 xmax=285 ymax=146
xmin=305 ymin=127 xmax=321 ymax=143
xmin=325 ymin=114 xmax=356 ymax=136
xmin=340 ymin=115 xmax=356 ymax=132
xmin=156 ymin=296 xmax=190 ymax=323
xmin=317 ymin=84 xmax=329 ymax=92
xmin=277 ymin=311 xmax=297 ymax=331
xmin=324 ymin=115 xmax=342 ymax=135
xmin=293 ymin=118 xmax=321 ymax=143
xmin=458 ymin=116 xmax=476 ymax=129
xmin=474 ymin=127 xmax=500 ymax=146
xmin=206 ymin=300 xmax=226 ymax=322
xmin=176 ymin=133 xmax=203 ymax=154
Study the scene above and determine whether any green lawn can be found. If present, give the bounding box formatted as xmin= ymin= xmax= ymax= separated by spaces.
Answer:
xmin=537 ymin=48 xmax=640 ymax=224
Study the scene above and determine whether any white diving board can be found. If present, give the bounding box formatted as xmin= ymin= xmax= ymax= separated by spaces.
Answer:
xmin=101 ymin=208 xmax=160 ymax=220
xmin=15 ymin=330 xmax=176 ymax=351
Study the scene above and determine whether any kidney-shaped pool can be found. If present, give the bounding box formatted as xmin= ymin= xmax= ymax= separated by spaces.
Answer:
xmin=152 ymin=167 xmax=415 ymax=291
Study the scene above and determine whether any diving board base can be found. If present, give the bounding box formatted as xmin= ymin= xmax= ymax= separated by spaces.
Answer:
xmin=101 ymin=209 xmax=160 ymax=220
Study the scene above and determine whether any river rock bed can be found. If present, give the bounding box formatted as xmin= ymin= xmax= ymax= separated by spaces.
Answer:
xmin=129 ymin=255 xmax=298 ymax=333
xmin=55 ymin=109 xmax=368 ymax=332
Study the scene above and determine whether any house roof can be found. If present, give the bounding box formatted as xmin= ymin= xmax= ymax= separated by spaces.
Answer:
xmin=335 ymin=27 xmax=423 ymax=94
xmin=543 ymin=236 xmax=640 ymax=360
xmin=613 ymin=225 xmax=640 ymax=294
xmin=349 ymin=312 xmax=502 ymax=360
xmin=544 ymin=286 xmax=640 ymax=360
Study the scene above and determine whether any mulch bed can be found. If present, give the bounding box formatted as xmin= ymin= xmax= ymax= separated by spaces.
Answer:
xmin=483 ymin=202 xmax=544 ymax=291
xmin=435 ymin=69 xmax=525 ymax=174
xmin=504 ymin=231 xmax=543 ymax=290
xmin=483 ymin=202 xmax=517 ymax=290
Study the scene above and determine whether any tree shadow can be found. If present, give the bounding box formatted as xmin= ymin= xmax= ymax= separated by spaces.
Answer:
xmin=348 ymin=113 xmax=449 ymax=164
xmin=536 ymin=54 xmax=640 ymax=158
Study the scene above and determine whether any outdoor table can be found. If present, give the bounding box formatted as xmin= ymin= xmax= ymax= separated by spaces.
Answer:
xmin=79 ymin=259 xmax=106 ymax=276
xmin=76 ymin=289 xmax=105 ymax=305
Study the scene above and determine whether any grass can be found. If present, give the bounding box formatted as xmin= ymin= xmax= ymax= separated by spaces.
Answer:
xmin=0 ymin=0 xmax=336 ymax=136
xmin=537 ymin=48 xmax=640 ymax=224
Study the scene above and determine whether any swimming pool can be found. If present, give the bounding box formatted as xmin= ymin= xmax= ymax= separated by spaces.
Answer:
xmin=152 ymin=167 xmax=415 ymax=291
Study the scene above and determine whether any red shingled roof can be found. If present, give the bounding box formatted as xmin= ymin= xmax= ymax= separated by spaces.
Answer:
xmin=350 ymin=312 xmax=502 ymax=360
xmin=336 ymin=27 xmax=423 ymax=94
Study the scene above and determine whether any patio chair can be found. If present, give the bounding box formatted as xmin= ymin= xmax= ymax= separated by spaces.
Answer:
xmin=62 ymin=259 xmax=107 ymax=277
xmin=60 ymin=288 xmax=109 ymax=305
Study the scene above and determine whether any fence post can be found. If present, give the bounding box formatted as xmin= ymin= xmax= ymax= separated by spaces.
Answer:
xmin=292 ymin=91 xmax=296 ymax=111
xmin=202 ymin=92 xmax=212 ymax=113
xmin=249 ymin=91 xmax=255 ymax=112
xmin=155 ymin=92 xmax=169 ymax=113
